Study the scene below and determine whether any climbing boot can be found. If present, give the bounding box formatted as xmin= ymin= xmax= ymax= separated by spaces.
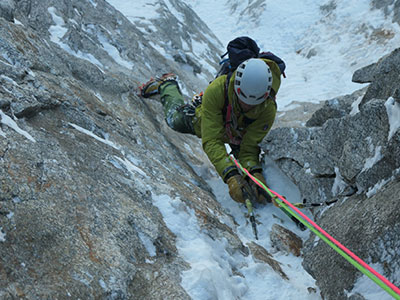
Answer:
xmin=138 ymin=73 xmax=177 ymax=98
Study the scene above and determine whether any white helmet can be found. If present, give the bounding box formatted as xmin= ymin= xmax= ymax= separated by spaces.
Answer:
xmin=234 ymin=58 xmax=273 ymax=105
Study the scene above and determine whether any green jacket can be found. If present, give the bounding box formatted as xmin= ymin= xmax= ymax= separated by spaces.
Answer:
xmin=193 ymin=59 xmax=281 ymax=181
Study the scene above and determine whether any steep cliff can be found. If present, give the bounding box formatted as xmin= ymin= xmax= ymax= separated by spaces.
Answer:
xmin=0 ymin=0 xmax=223 ymax=298
xmin=1 ymin=1 xmax=399 ymax=299
xmin=261 ymin=49 xmax=400 ymax=299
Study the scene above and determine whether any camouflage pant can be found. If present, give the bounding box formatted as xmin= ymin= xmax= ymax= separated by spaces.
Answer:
xmin=159 ymin=81 xmax=195 ymax=135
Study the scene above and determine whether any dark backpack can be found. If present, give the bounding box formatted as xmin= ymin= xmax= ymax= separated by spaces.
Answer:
xmin=214 ymin=36 xmax=286 ymax=118
xmin=215 ymin=36 xmax=286 ymax=79
xmin=209 ymin=37 xmax=287 ymax=145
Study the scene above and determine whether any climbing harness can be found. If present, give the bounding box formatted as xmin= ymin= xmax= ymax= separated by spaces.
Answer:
xmin=224 ymin=102 xmax=242 ymax=145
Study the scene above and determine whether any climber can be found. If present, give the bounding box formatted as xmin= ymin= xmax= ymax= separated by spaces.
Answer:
xmin=139 ymin=57 xmax=282 ymax=205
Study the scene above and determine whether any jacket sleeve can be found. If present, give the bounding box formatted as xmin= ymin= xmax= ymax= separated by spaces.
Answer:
xmin=238 ymin=100 xmax=277 ymax=172
xmin=201 ymin=77 xmax=236 ymax=181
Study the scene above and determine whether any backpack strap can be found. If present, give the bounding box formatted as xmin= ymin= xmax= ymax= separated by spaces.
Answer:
xmin=224 ymin=73 xmax=242 ymax=145
xmin=223 ymin=72 xmax=232 ymax=117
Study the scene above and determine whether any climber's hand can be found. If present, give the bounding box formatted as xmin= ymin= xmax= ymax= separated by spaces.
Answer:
xmin=249 ymin=172 xmax=272 ymax=204
xmin=227 ymin=174 xmax=246 ymax=203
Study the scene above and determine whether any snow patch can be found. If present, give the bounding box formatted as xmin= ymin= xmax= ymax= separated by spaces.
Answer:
xmin=89 ymin=0 xmax=97 ymax=7
xmin=1 ymin=74 xmax=18 ymax=85
xmin=48 ymin=7 xmax=105 ymax=69
xmin=68 ymin=123 xmax=120 ymax=150
xmin=96 ymin=32 xmax=134 ymax=69
xmin=350 ymin=95 xmax=363 ymax=116
xmin=385 ymin=97 xmax=400 ymax=141
xmin=348 ymin=263 xmax=394 ymax=300
xmin=12 ymin=196 xmax=22 ymax=203
xmin=14 ymin=19 xmax=23 ymax=26
xmin=188 ymin=0 xmax=400 ymax=110
xmin=48 ymin=7 xmax=68 ymax=44
xmin=138 ymin=231 xmax=156 ymax=257
xmin=113 ymin=155 xmax=148 ymax=178
xmin=366 ymin=178 xmax=391 ymax=198
xmin=0 ymin=110 xmax=36 ymax=142
xmin=332 ymin=167 xmax=347 ymax=196
xmin=362 ymin=146 xmax=383 ymax=172
xmin=152 ymin=194 xmax=248 ymax=300
xmin=0 ymin=227 xmax=5 ymax=242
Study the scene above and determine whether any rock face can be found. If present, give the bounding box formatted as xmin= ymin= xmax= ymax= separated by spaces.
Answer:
xmin=262 ymin=96 xmax=399 ymax=204
xmin=352 ymin=48 xmax=400 ymax=107
xmin=302 ymin=180 xmax=400 ymax=300
xmin=0 ymin=0 xmax=14 ymax=22
xmin=107 ymin=0 xmax=223 ymax=79
xmin=1 ymin=0 xmax=400 ymax=299
xmin=261 ymin=47 xmax=400 ymax=299
xmin=270 ymin=224 xmax=303 ymax=257
xmin=305 ymin=88 xmax=367 ymax=128
xmin=0 ymin=1 xmax=247 ymax=299
xmin=247 ymin=242 xmax=289 ymax=280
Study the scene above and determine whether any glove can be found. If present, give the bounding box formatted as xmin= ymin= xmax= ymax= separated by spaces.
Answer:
xmin=227 ymin=174 xmax=246 ymax=203
xmin=249 ymin=172 xmax=272 ymax=204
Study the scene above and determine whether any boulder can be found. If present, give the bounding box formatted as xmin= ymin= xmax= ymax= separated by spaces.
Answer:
xmin=270 ymin=224 xmax=303 ymax=257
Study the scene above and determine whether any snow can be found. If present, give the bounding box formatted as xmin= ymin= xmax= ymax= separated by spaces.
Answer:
xmin=12 ymin=196 xmax=21 ymax=204
xmin=14 ymin=19 xmax=23 ymax=26
xmin=1 ymin=74 xmax=19 ymax=85
xmin=349 ymin=263 xmax=394 ymax=300
xmin=186 ymin=0 xmax=400 ymax=110
xmin=68 ymin=122 xmax=120 ymax=150
xmin=137 ymin=231 xmax=157 ymax=257
xmin=153 ymin=194 xmax=248 ymax=299
xmin=68 ymin=122 xmax=149 ymax=178
xmin=88 ymin=0 xmax=97 ymax=8
xmin=0 ymin=128 xmax=6 ymax=138
xmin=331 ymin=167 xmax=347 ymax=196
xmin=104 ymin=0 xmax=400 ymax=111
xmin=0 ymin=227 xmax=5 ymax=242
xmin=96 ymin=31 xmax=134 ymax=69
xmin=350 ymin=95 xmax=363 ymax=116
xmin=153 ymin=189 xmax=320 ymax=300
xmin=362 ymin=146 xmax=383 ymax=172
xmin=48 ymin=7 xmax=105 ymax=70
xmin=366 ymin=177 xmax=391 ymax=198
xmin=106 ymin=0 xmax=160 ymax=20
xmin=48 ymin=7 xmax=68 ymax=44
xmin=113 ymin=155 xmax=148 ymax=178
xmin=366 ymin=167 xmax=400 ymax=198
xmin=148 ymin=41 xmax=174 ymax=61
xmin=106 ymin=0 xmax=217 ymax=78
xmin=0 ymin=110 xmax=36 ymax=142
xmin=163 ymin=0 xmax=186 ymax=24
xmin=385 ymin=97 xmax=400 ymax=141
xmin=99 ymin=279 xmax=107 ymax=290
